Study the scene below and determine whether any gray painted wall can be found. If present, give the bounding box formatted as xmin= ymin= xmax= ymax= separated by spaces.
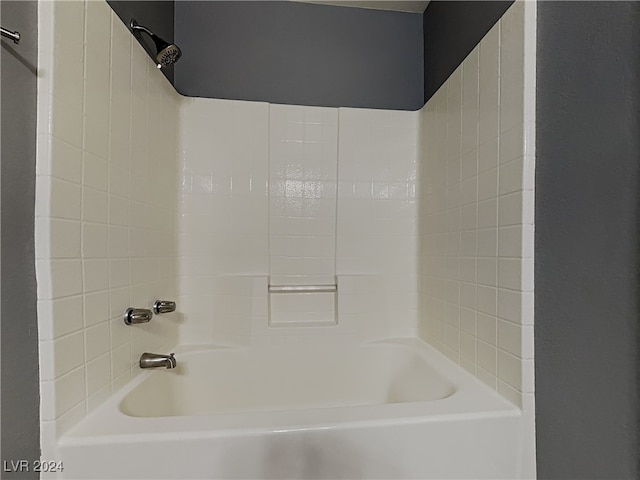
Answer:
xmin=535 ymin=1 xmax=640 ymax=478
xmin=422 ymin=1 xmax=513 ymax=102
xmin=0 ymin=1 xmax=40 ymax=477
xmin=174 ymin=1 xmax=424 ymax=110
xmin=108 ymin=1 xmax=175 ymax=82
xmin=107 ymin=2 xmax=518 ymax=110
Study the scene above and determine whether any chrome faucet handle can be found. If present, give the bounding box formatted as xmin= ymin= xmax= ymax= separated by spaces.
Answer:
xmin=153 ymin=300 xmax=176 ymax=314
xmin=124 ymin=308 xmax=153 ymax=325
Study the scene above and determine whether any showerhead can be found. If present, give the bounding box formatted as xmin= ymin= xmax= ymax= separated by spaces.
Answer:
xmin=130 ymin=19 xmax=182 ymax=69
xmin=156 ymin=43 xmax=182 ymax=69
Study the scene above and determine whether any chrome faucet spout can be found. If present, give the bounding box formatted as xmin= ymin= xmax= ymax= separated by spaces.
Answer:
xmin=139 ymin=352 xmax=176 ymax=369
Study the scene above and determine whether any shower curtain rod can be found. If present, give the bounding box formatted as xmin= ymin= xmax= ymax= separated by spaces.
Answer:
xmin=1 ymin=26 xmax=21 ymax=44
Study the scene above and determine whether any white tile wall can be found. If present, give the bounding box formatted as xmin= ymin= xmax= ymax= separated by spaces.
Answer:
xmin=36 ymin=0 xmax=180 ymax=453
xmin=337 ymin=108 xmax=420 ymax=336
xmin=418 ymin=1 xmax=535 ymax=406
xmin=269 ymin=105 xmax=338 ymax=278
xmin=177 ymin=100 xmax=419 ymax=343
xmin=177 ymin=98 xmax=269 ymax=344
xmin=268 ymin=105 xmax=339 ymax=326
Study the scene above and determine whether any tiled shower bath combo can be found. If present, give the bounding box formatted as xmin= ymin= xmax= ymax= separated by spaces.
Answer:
xmin=34 ymin=0 xmax=536 ymax=478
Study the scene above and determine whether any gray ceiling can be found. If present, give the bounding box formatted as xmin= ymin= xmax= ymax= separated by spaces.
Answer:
xmin=293 ymin=1 xmax=429 ymax=13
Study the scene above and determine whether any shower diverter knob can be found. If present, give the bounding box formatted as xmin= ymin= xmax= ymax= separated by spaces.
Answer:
xmin=153 ymin=300 xmax=176 ymax=314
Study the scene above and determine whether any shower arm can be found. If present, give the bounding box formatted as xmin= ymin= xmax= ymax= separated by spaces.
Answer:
xmin=130 ymin=20 xmax=154 ymax=38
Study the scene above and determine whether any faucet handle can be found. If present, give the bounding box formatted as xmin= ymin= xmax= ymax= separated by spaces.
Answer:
xmin=153 ymin=300 xmax=176 ymax=314
xmin=124 ymin=308 xmax=153 ymax=325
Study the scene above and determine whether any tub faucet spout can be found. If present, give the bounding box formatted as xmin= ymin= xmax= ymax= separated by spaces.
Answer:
xmin=139 ymin=352 xmax=176 ymax=369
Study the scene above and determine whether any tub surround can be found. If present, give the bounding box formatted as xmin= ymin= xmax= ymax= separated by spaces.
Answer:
xmin=35 ymin=0 xmax=535 ymax=476
xmin=35 ymin=0 xmax=180 ymax=456
xmin=177 ymin=100 xmax=419 ymax=345
xmin=268 ymin=106 xmax=339 ymax=327
xmin=176 ymin=1 xmax=536 ymax=409
xmin=418 ymin=2 xmax=536 ymax=473
xmin=419 ymin=0 xmax=535 ymax=408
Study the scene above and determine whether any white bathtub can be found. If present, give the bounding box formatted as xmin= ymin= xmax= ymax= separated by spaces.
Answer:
xmin=59 ymin=338 xmax=528 ymax=479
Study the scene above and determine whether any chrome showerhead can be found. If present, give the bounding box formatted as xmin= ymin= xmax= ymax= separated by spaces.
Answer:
xmin=130 ymin=19 xmax=182 ymax=69
xmin=156 ymin=43 xmax=182 ymax=69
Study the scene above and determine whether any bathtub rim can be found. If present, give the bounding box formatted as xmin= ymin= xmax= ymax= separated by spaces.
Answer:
xmin=60 ymin=337 xmax=521 ymax=447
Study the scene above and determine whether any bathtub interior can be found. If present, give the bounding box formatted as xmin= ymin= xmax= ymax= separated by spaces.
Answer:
xmin=63 ymin=337 xmax=520 ymax=440
xmin=58 ymin=338 xmax=528 ymax=480
xmin=119 ymin=342 xmax=457 ymax=418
